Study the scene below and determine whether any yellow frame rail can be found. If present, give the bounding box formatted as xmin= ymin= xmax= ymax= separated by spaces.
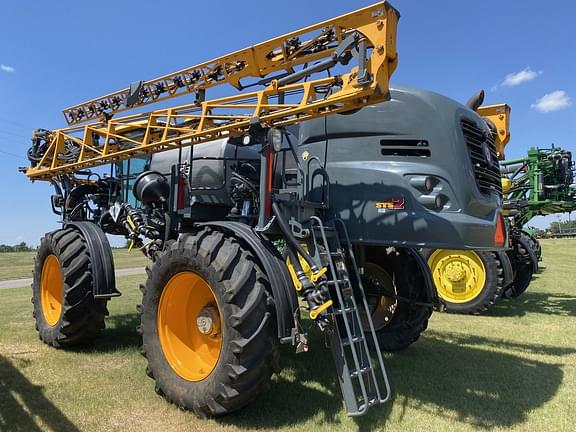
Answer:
xmin=26 ymin=2 xmax=399 ymax=180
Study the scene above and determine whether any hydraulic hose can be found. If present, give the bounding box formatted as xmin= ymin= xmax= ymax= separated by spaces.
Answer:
xmin=286 ymin=247 xmax=311 ymax=292
xmin=284 ymin=229 xmax=329 ymax=318
xmin=271 ymin=201 xmax=317 ymax=270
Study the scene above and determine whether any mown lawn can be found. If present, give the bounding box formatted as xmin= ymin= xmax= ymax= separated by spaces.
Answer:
xmin=0 ymin=239 xmax=575 ymax=431
xmin=0 ymin=249 xmax=149 ymax=281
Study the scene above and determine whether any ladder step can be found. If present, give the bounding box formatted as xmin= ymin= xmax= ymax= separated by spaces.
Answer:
xmin=342 ymin=335 xmax=365 ymax=346
xmin=319 ymin=251 xmax=344 ymax=259
xmin=327 ymin=279 xmax=350 ymax=287
xmin=369 ymin=398 xmax=380 ymax=407
xmin=314 ymin=228 xmax=336 ymax=238
xmin=333 ymin=306 xmax=355 ymax=315
xmin=350 ymin=366 xmax=372 ymax=378
xmin=367 ymin=398 xmax=379 ymax=408
xmin=359 ymin=397 xmax=380 ymax=411
xmin=314 ymin=226 xmax=335 ymax=232
xmin=356 ymin=398 xmax=379 ymax=414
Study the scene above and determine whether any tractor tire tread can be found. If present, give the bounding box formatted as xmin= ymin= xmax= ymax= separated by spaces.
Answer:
xmin=139 ymin=228 xmax=274 ymax=418
xmin=32 ymin=228 xmax=108 ymax=348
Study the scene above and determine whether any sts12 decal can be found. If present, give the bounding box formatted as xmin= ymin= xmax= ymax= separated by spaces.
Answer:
xmin=375 ymin=196 xmax=405 ymax=213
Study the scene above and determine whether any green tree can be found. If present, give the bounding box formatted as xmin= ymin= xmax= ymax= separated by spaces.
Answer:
xmin=13 ymin=241 xmax=29 ymax=252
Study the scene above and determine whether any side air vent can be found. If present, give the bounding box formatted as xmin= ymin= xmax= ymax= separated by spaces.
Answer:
xmin=380 ymin=139 xmax=430 ymax=157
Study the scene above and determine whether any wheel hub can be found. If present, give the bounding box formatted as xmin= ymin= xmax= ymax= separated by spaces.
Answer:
xmin=196 ymin=305 xmax=221 ymax=337
xmin=444 ymin=262 xmax=466 ymax=283
xmin=427 ymin=250 xmax=487 ymax=303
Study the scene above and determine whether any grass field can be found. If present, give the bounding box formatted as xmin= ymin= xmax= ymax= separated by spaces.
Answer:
xmin=1 ymin=239 xmax=575 ymax=431
xmin=0 ymin=249 xmax=149 ymax=281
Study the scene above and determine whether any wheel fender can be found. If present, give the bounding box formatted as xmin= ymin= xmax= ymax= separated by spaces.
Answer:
xmin=65 ymin=222 xmax=120 ymax=298
xmin=199 ymin=222 xmax=298 ymax=339
xmin=409 ymin=248 xmax=439 ymax=307
xmin=495 ymin=251 xmax=514 ymax=288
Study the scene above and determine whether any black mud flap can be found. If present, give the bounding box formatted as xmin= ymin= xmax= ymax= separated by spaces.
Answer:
xmin=496 ymin=251 xmax=514 ymax=288
xmin=66 ymin=221 xmax=121 ymax=299
xmin=410 ymin=248 xmax=440 ymax=308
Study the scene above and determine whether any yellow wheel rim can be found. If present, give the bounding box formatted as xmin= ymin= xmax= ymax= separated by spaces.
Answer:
xmin=158 ymin=272 xmax=222 ymax=381
xmin=40 ymin=254 xmax=63 ymax=326
xmin=428 ymin=250 xmax=486 ymax=303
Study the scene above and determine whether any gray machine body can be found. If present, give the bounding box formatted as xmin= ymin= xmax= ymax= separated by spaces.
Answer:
xmin=297 ymin=86 xmax=503 ymax=250
xmin=149 ymin=138 xmax=260 ymax=208
xmin=144 ymin=86 xmax=503 ymax=250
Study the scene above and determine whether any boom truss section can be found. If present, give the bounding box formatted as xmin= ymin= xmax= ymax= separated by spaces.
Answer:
xmin=26 ymin=1 xmax=399 ymax=180
xmin=61 ymin=2 xmax=398 ymax=126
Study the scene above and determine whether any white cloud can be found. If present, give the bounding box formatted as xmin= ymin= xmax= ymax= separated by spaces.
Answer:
xmin=501 ymin=67 xmax=541 ymax=87
xmin=531 ymin=90 xmax=572 ymax=113
xmin=0 ymin=64 xmax=15 ymax=73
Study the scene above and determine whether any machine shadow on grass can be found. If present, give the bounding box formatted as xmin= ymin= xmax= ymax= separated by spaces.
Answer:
xmin=487 ymin=291 xmax=576 ymax=318
xmin=218 ymin=327 xmax=566 ymax=430
xmin=86 ymin=313 xmax=566 ymax=430
xmin=0 ymin=355 xmax=80 ymax=432
xmin=70 ymin=313 xmax=142 ymax=354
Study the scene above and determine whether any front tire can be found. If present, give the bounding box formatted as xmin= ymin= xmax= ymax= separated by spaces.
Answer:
xmin=32 ymin=228 xmax=109 ymax=347
xmin=139 ymin=228 xmax=275 ymax=417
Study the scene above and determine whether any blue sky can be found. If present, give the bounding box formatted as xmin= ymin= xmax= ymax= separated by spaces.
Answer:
xmin=1 ymin=0 xmax=574 ymax=245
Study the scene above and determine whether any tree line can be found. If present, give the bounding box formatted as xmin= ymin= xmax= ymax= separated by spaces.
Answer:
xmin=0 ymin=242 xmax=36 ymax=253
xmin=550 ymin=219 xmax=576 ymax=233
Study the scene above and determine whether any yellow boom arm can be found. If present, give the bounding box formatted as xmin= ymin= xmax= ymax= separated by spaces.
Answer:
xmin=27 ymin=2 xmax=399 ymax=180
xmin=62 ymin=2 xmax=398 ymax=126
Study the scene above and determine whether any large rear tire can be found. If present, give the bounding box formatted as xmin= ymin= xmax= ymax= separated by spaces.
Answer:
xmin=139 ymin=228 xmax=275 ymax=418
xmin=32 ymin=228 xmax=109 ymax=347
xmin=426 ymin=249 xmax=503 ymax=314
xmin=362 ymin=248 xmax=433 ymax=352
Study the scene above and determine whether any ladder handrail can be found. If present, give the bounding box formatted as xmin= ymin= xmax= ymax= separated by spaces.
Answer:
xmin=334 ymin=218 xmax=391 ymax=404
xmin=310 ymin=216 xmax=391 ymax=415
xmin=310 ymin=216 xmax=370 ymax=415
